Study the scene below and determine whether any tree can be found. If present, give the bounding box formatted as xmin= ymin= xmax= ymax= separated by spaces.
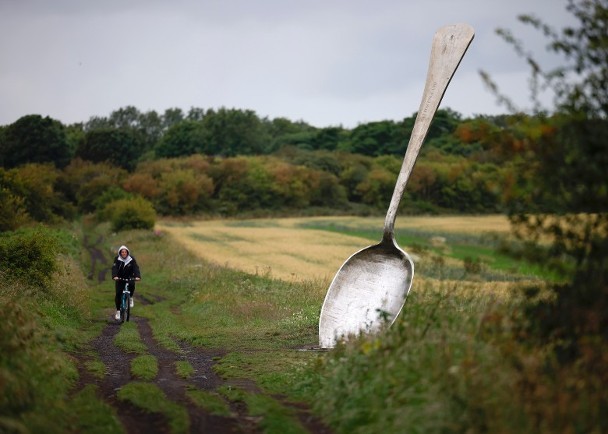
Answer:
xmin=156 ymin=169 xmax=214 ymax=215
xmin=487 ymin=0 xmax=608 ymax=363
xmin=162 ymin=108 xmax=185 ymax=130
xmin=108 ymin=106 xmax=142 ymax=129
xmin=0 ymin=164 xmax=75 ymax=227
xmin=0 ymin=115 xmax=72 ymax=168
xmin=266 ymin=117 xmax=317 ymax=152
xmin=312 ymin=126 xmax=348 ymax=151
xmin=10 ymin=163 xmax=73 ymax=222
xmin=155 ymin=120 xmax=205 ymax=158
xmin=138 ymin=110 xmax=164 ymax=154
xmin=348 ymin=120 xmax=404 ymax=156
xmin=187 ymin=107 xmax=206 ymax=121
xmin=124 ymin=155 xmax=214 ymax=215
xmin=76 ymin=127 xmax=145 ymax=171
xmin=0 ymin=169 xmax=30 ymax=231
xmin=61 ymin=159 xmax=128 ymax=213
xmin=0 ymin=227 xmax=60 ymax=288
xmin=200 ymin=108 xmax=269 ymax=156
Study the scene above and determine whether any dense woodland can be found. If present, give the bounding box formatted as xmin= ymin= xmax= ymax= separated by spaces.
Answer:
xmin=0 ymin=105 xmax=583 ymax=232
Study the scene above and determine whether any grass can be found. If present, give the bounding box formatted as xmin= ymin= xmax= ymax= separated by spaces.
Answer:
xmin=0 ymin=226 xmax=121 ymax=434
xmin=6 ymin=214 xmax=597 ymax=433
xmin=175 ymin=361 xmax=195 ymax=379
xmin=85 ymin=359 xmax=106 ymax=379
xmin=219 ymin=386 xmax=309 ymax=434
xmin=114 ymin=322 xmax=147 ymax=354
xmin=83 ymin=223 xmax=326 ymax=431
xmin=298 ymin=279 xmax=527 ymax=433
xmin=117 ymin=382 xmax=189 ymax=433
xmin=65 ymin=385 xmax=124 ymax=434
xmin=131 ymin=355 xmax=158 ymax=380
xmin=299 ymin=217 xmax=555 ymax=281
xmin=186 ymin=388 xmax=231 ymax=416
xmin=125 ymin=216 xmax=539 ymax=432
xmin=156 ymin=215 xmax=557 ymax=288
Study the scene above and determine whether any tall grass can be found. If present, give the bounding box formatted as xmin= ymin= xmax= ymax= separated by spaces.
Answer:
xmin=0 ymin=250 xmax=112 ymax=433
xmin=296 ymin=272 xmax=606 ymax=433
xmin=298 ymin=278 xmax=528 ymax=433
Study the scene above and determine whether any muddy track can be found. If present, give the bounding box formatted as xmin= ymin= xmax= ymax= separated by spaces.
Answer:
xmin=75 ymin=235 xmax=331 ymax=433
xmin=84 ymin=315 xmax=249 ymax=433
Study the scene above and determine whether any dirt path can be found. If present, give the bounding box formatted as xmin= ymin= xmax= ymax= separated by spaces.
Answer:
xmin=75 ymin=234 xmax=331 ymax=433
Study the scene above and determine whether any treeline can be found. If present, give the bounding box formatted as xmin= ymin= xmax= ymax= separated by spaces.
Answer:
xmin=0 ymin=105 xmax=593 ymax=231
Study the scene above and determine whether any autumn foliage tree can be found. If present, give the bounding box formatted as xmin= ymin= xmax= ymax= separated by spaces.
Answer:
xmin=125 ymin=155 xmax=214 ymax=215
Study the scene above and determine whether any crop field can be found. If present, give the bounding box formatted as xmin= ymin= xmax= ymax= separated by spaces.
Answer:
xmin=155 ymin=214 xmax=531 ymax=289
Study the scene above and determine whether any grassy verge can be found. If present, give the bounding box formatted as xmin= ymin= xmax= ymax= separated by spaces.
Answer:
xmin=0 ymin=225 xmax=122 ymax=434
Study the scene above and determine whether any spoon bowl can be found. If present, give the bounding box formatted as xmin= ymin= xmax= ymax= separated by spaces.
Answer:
xmin=319 ymin=23 xmax=475 ymax=348
xmin=319 ymin=237 xmax=413 ymax=349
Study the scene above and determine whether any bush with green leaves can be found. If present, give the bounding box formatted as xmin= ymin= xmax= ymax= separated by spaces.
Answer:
xmin=0 ymin=226 xmax=60 ymax=288
xmin=104 ymin=196 xmax=156 ymax=232
xmin=0 ymin=186 xmax=30 ymax=232
xmin=92 ymin=186 xmax=133 ymax=213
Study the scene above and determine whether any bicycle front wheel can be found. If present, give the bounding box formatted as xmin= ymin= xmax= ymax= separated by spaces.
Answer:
xmin=126 ymin=295 xmax=131 ymax=322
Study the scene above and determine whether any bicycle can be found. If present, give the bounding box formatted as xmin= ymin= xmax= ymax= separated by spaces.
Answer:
xmin=116 ymin=278 xmax=135 ymax=323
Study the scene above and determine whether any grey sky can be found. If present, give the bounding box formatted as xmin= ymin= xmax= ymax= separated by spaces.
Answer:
xmin=0 ymin=0 xmax=574 ymax=128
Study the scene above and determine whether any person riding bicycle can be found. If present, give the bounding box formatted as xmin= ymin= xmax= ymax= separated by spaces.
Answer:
xmin=112 ymin=245 xmax=141 ymax=320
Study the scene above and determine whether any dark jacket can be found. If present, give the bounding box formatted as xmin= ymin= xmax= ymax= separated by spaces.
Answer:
xmin=112 ymin=245 xmax=141 ymax=289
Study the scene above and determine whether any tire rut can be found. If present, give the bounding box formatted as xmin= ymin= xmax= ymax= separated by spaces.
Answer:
xmin=135 ymin=317 xmax=246 ymax=433
xmin=92 ymin=319 xmax=171 ymax=434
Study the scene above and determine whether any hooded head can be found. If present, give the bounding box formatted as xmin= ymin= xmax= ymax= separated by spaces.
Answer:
xmin=117 ymin=245 xmax=132 ymax=263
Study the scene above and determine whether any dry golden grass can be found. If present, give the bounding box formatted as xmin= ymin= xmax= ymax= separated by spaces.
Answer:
xmin=156 ymin=215 xmax=512 ymax=283
xmin=156 ymin=218 xmax=366 ymax=282
xmin=308 ymin=214 xmax=512 ymax=234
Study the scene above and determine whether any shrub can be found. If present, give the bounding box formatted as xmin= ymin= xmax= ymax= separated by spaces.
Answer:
xmin=92 ymin=186 xmax=133 ymax=213
xmin=0 ymin=186 xmax=30 ymax=231
xmin=0 ymin=227 xmax=59 ymax=289
xmin=104 ymin=197 xmax=156 ymax=232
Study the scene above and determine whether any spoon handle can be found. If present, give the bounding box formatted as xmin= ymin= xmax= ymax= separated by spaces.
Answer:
xmin=383 ymin=23 xmax=474 ymax=241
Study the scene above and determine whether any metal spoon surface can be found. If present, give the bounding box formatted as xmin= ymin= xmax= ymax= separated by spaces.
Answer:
xmin=319 ymin=23 xmax=475 ymax=348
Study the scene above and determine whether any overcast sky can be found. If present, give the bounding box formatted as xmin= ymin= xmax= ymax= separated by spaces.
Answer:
xmin=0 ymin=0 xmax=575 ymax=128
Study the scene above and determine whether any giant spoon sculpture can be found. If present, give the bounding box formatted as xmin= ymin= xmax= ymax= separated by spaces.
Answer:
xmin=319 ymin=23 xmax=475 ymax=348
